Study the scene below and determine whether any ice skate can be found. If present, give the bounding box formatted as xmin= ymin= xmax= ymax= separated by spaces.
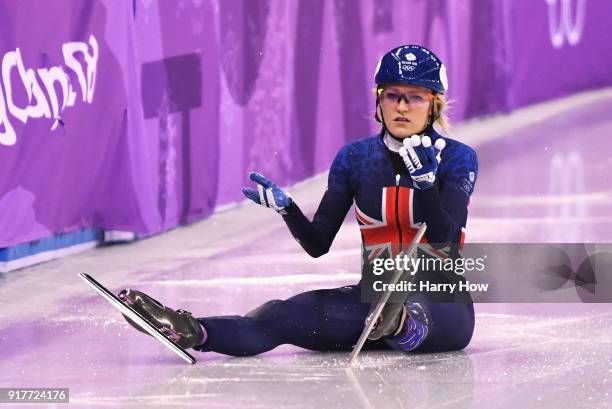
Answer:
xmin=118 ymin=289 xmax=207 ymax=350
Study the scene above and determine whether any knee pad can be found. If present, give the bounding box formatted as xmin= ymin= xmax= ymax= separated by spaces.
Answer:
xmin=245 ymin=299 xmax=285 ymax=321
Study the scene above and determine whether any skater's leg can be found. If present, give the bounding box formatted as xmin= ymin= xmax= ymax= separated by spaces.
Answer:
xmin=384 ymin=293 xmax=475 ymax=353
xmin=196 ymin=285 xmax=388 ymax=357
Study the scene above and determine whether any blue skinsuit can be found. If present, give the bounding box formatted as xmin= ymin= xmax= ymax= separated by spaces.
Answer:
xmin=197 ymin=128 xmax=478 ymax=356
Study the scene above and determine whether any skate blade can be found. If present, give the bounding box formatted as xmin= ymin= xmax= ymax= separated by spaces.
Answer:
xmin=348 ymin=223 xmax=427 ymax=366
xmin=79 ymin=273 xmax=197 ymax=365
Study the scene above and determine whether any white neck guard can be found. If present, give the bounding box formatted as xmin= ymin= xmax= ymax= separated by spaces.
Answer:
xmin=383 ymin=131 xmax=404 ymax=153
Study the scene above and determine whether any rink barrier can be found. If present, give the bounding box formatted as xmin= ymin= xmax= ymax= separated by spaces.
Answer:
xmin=0 ymin=229 xmax=101 ymax=273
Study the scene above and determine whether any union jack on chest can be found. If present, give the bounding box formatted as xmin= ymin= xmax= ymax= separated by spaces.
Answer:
xmin=355 ymin=186 xmax=424 ymax=261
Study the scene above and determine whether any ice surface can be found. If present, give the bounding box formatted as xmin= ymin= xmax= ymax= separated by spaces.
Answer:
xmin=1 ymin=88 xmax=612 ymax=408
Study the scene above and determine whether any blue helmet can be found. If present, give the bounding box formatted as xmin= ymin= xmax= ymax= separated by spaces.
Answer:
xmin=374 ymin=45 xmax=447 ymax=94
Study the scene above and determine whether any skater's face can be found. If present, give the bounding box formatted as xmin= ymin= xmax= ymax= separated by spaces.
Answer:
xmin=377 ymin=84 xmax=433 ymax=138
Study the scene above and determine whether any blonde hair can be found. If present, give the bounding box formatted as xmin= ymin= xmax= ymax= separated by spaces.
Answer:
xmin=432 ymin=93 xmax=451 ymax=134
xmin=374 ymin=86 xmax=452 ymax=134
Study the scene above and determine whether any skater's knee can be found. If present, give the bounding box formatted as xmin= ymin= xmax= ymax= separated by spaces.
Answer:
xmin=245 ymin=299 xmax=286 ymax=321
xmin=415 ymin=303 xmax=475 ymax=353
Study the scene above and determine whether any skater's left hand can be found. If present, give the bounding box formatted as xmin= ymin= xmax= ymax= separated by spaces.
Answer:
xmin=368 ymin=302 xmax=406 ymax=340
xmin=242 ymin=172 xmax=293 ymax=215
xmin=399 ymin=135 xmax=446 ymax=190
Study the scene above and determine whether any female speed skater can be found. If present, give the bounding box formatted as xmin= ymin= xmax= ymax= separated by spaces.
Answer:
xmin=118 ymin=45 xmax=479 ymax=357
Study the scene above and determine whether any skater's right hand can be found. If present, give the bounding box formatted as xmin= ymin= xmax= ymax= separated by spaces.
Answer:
xmin=242 ymin=172 xmax=293 ymax=215
xmin=399 ymin=135 xmax=446 ymax=190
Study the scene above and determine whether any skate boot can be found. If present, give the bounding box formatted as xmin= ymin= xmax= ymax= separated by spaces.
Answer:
xmin=118 ymin=289 xmax=207 ymax=349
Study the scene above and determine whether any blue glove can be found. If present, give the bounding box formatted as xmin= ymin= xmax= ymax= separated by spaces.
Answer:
xmin=398 ymin=135 xmax=446 ymax=189
xmin=393 ymin=302 xmax=430 ymax=351
xmin=241 ymin=172 xmax=293 ymax=215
